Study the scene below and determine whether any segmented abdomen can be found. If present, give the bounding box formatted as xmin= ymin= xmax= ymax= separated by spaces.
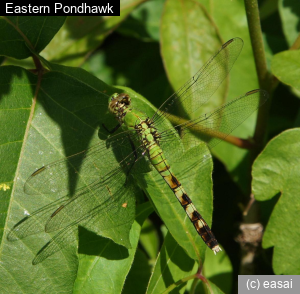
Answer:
xmin=148 ymin=143 xmax=221 ymax=254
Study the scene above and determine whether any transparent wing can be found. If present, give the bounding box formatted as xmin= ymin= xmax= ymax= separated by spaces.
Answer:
xmin=9 ymin=155 xmax=141 ymax=241
xmin=158 ymin=89 xmax=269 ymax=163
xmin=32 ymin=223 xmax=77 ymax=265
xmin=152 ymin=38 xmax=244 ymax=126
xmin=31 ymin=177 xmax=138 ymax=265
xmin=7 ymin=197 xmax=69 ymax=241
xmin=44 ymin=155 xmax=141 ymax=233
xmin=10 ymin=130 xmax=145 ymax=257
xmin=24 ymin=130 xmax=142 ymax=195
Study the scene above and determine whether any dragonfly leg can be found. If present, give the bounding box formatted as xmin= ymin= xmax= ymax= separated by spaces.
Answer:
xmin=124 ymin=135 xmax=139 ymax=186
xmin=102 ymin=123 xmax=121 ymax=134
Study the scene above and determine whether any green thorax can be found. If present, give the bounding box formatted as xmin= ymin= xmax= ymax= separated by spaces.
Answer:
xmin=108 ymin=94 xmax=174 ymax=181
xmin=108 ymin=92 xmax=161 ymax=151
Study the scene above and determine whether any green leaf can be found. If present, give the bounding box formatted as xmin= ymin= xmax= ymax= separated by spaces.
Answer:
xmin=252 ymin=128 xmax=300 ymax=274
xmin=162 ymin=0 xmax=263 ymax=194
xmin=42 ymin=1 xmax=145 ymax=66
xmin=117 ymin=0 xmax=164 ymax=42
xmin=0 ymin=16 xmax=66 ymax=59
xmin=260 ymin=0 xmax=280 ymax=20
xmin=81 ymin=35 xmax=171 ymax=108
xmin=147 ymin=232 xmax=197 ymax=294
xmin=278 ymin=0 xmax=300 ymax=47
xmin=201 ymin=0 xmax=261 ymax=193
xmin=161 ymin=0 xmax=225 ymax=117
xmin=203 ymin=245 xmax=233 ymax=294
xmin=0 ymin=66 xmax=36 ymax=241
xmin=0 ymin=65 xmax=141 ymax=293
xmin=272 ymin=50 xmax=300 ymax=92
xmin=73 ymin=202 xmax=153 ymax=294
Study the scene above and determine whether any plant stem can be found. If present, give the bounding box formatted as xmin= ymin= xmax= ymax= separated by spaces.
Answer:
xmin=167 ymin=113 xmax=258 ymax=149
xmin=244 ymin=0 xmax=271 ymax=147
xmin=244 ymin=0 xmax=268 ymax=88
xmin=238 ymin=0 xmax=271 ymax=277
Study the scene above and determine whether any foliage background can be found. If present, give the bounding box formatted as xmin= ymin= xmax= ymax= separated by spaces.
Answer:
xmin=0 ymin=0 xmax=300 ymax=293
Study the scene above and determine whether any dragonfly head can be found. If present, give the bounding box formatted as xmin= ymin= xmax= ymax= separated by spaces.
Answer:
xmin=108 ymin=93 xmax=131 ymax=115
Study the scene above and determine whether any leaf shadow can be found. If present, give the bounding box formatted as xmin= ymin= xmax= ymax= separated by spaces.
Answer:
xmin=78 ymin=226 xmax=129 ymax=260
xmin=208 ymin=272 xmax=232 ymax=294
xmin=36 ymin=66 xmax=119 ymax=196
xmin=94 ymin=33 xmax=171 ymax=108
xmin=159 ymin=233 xmax=195 ymax=293
xmin=283 ymin=0 xmax=300 ymax=33
xmin=0 ymin=66 xmax=37 ymax=104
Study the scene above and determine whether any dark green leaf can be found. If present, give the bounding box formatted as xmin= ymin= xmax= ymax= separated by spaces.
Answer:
xmin=0 ymin=16 xmax=66 ymax=59
xmin=140 ymin=218 xmax=159 ymax=261
xmin=278 ymin=0 xmax=300 ymax=47
xmin=122 ymin=248 xmax=152 ymax=294
xmin=117 ymin=0 xmax=164 ymax=42
xmin=42 ymin=1 xmax=145 ymax=66
xmin=82 ymin=35 xmax=171 ymax=108
xmin=260 ymin=0 xmax=280 ymax=20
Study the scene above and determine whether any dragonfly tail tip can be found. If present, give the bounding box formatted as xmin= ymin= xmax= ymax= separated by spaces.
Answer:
xmin=212 ymin=245 xmax=222 ymax=255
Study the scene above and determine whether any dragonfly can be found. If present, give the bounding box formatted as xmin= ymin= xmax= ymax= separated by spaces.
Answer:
xmin=8 ymin=37 xmax=268 ymax=264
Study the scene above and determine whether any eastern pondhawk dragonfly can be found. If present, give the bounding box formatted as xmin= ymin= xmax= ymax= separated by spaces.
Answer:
xmin=9 ymin=37 xmax=268 ymax=264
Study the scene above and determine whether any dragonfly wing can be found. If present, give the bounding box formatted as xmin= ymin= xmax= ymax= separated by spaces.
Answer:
xmin=152 ymin=38 xmax=244 ymax=126
xmin=7 ymin=197 xmax=69 ymax=241
xmin=24 ymin=130 xmax=141 ymax=195
xmin=31 ymin=174 xmax=139 ymax=265
xmin=11 ymin=130 xmax=145 ymax=260
xmin=32 ymin=224 xmax=78 ymax=265
xmin=9 ymin=150 xmax=140 ymax=239
xmin=44 ymin=157 xmax=140 ymax=234
xmin=10 ymin=148 xmax=141 ymax=263
xmin=159 ymin=89 xmax=268 ymax=163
